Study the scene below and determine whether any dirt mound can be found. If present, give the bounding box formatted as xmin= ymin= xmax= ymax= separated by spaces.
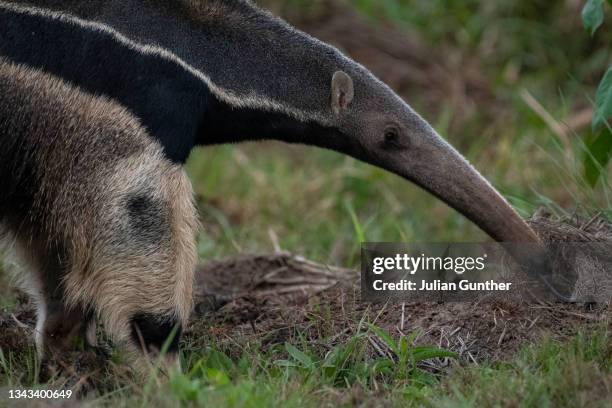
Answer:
xmin=0 ymin=305 xmax=36 ymax=355
xmin=529 ymin=208 xmax=612 ymax=242
xmin=529 ymin=209 xmax=612 ymax=302
xmin=188 ymin=211 xmax=610 ymax=364
xmin=191 ymin=264 xmax=608 ymax=367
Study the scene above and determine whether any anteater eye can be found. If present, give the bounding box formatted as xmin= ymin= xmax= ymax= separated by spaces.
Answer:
xmin=384 ymin=129 xmax=398 ymax=143
xmin=382 ymin=126 xmax=402 ymax=148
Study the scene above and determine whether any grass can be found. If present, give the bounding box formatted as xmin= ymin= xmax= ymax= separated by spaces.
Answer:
xmin=433 ymin=330 xmax=612 ymax=407
xmin=172 ymin=329 xmax=611 ymax=408
xmin=1 ymin=0 xmax=612 ymax=406
xmin=2 ymin=325 xmax=606 ymax=406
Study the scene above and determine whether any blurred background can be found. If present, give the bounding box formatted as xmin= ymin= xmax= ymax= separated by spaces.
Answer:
xmin=184 ymin=0 xmax=612 ymax=266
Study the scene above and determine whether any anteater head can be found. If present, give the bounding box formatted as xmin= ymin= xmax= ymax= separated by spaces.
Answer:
xmin=190 ymin=0 xmax=542 ymax=246
xmin=324 ymin=68 xmax=541 ymax=245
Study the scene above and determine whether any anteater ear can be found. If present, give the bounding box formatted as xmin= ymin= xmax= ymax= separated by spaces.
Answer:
xmin=331 ymin=71 xmax=354 ymax=116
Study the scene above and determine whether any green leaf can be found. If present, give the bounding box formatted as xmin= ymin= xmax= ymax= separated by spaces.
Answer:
xmin=205 ymin=349 xmax=234 ymax=372
xmin=274 ymin=359 xmax=299 ymax=367
xmin=593 ymin=67 xmax=612 ymax=131
xmin=584 ymin=128 xmax=612 ymax=186
xmin=322 ymin=347 xmax=341 ymax=368
xmin=285 ymin=343 xmax=314 ymax=368
xmin=399 ymin=336 xmax=408 ymax=358
xmin=582 ymin=0 xmax=605 ymax=35
xmin=411 ymin=346 xmax=458 ymax=362
xmin=170 ymin=375 xmax=200 ymax=402
xmin=205 ymin=368 xmax=231 ymax=386
xmin=371 ymin=358 xmax=394 ymax=375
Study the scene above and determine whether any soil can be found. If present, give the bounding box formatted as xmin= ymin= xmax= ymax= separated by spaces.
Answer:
xmin=190 ymin=257 xmax=609 ymax=366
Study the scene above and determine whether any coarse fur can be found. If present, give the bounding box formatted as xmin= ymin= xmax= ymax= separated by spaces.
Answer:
xmin=0 ymin=59 xmax=198 ymax=372
xmin=4 ymin=0 xmax=386 ymax=122
xmin=0 ymin=1 xmax=350 ymax=163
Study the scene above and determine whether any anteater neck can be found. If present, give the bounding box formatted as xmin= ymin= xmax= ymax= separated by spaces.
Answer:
xmin=201 ymin=101 xmax=342 ymax=151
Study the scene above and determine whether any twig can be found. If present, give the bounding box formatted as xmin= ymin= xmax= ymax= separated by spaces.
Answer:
xmin=529 ymin=306 xmax=601 ymax=320
xmin=267 ymin=228 xmax=281 ymax=253
xmin=581 ymin=212 xmax=602 ymax=231
xmin=368 ymin=336 xmax=388 ymax=359
xmin=497 ymin=323 xmax=507 ymax=347
xmin=256 ymin=283 xmax=335 ymax=296
xmin=527 ymin=316 xmax=540 ymax=329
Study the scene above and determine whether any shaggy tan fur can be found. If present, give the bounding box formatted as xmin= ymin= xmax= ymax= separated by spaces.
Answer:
xmin=0 ymin=58 xmax=198 ymax=372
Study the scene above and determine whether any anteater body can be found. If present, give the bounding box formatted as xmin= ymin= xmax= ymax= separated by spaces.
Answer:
xmin=0 ymin=59 xmax=197 ymax=371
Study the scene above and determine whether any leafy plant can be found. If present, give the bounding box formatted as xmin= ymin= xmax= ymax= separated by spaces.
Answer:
xmin=582 ymin=0 xmax=612 ymax=185
xmin=366 ymin=323 xmax=457 ymax=381
xmin=274 ymin=336 xmax=371 ymax=386
xmin=274 ymin=325 xmax=457 ymax=388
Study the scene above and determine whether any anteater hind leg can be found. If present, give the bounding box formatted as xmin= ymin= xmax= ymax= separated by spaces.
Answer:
xmin=17 ymin=240 xmax=95 ymax=359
